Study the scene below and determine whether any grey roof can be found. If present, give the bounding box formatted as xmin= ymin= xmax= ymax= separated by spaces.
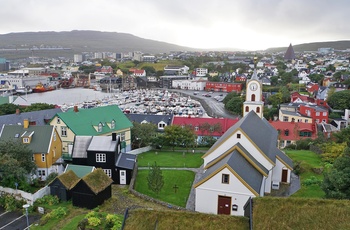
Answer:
xmin=251 ymin=69 xmax=259 ymax=80
xmin=200 ymin=150 xmax=263 ymax=194
xmin=206 ymin=142 xmax=269 ymax=176
xmin=276 ymin=149 xmax=294 ymax=168
xmin=72 ymin=136 xmax=92 ymax=158
xmin=280 ymin=110 xmax=310 ymax=118
xmin=0 ymin=124 xmax=54 ymax=153
xmin=126 ymin=114 xmax=173 ymax=126
xmin=0 ymin=108 xmax=62 ymax=128
xmin=116 ymin=153 xmax=136 ymax=169
xmin=207 ymin=111 xmax=293 ymax=168
xmin=87 ymin=136 xmax=118 ymax=152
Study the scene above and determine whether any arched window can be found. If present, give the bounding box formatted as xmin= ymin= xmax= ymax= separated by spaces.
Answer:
xmin=256 ymin=107 xmax=260 ymax=113
xmin=251 ymin=94 xmax=256 ymax=101
xmin=245 ymin=106 xmax=249 ymax=112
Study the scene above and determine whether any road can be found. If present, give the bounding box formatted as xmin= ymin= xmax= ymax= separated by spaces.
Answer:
xmin=0 ymin=206 xmax=40 ymax=230
xmin=167 ymin=89 xmax=240 ymax=119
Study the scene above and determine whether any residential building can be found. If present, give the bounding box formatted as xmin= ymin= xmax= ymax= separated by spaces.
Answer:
xmin=126 ymin=114 xmax=173 ymax=132
xmin=0 ymin=120 xmax=63 ymax=180
xmin=163 ymin=65 xmax=189 ymax=75
xmin=205 ymin=82 xmax=243 ymax=93
xmin=49 ymin=105 xmax=133 ymax=158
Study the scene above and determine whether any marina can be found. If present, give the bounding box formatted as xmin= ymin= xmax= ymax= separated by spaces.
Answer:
xmin=19 ymin=87 xmax=208 ymax=117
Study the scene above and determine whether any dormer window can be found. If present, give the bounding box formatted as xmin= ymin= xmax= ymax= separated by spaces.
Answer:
xmin=285 ymin=130 xmax=289 ymax=136
xmin=158 ymin=121 xmax=166 ymax=129
xmin=111 ymin=120 xmax=115 ymax=129
xmin=98 ymin=123 xmax=103 ymax=132
xmin=23 ymin=137 xmax=30 ymax=143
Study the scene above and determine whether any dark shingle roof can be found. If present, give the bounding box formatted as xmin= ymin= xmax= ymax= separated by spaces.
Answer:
xmin=116 ymin=153 xmax=136 ymax=169
xmin=126 ymin=114 xmax=173 ymax=126
xmin=0 ymin=124 xmax=54 ymax=153
xmin=0 ymin=108 xmax=62 ymax=128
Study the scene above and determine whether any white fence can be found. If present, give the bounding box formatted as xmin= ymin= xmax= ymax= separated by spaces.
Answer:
xmin=0 ymin=185 xmax=50 ymax=205
xmin=127 ymin=146 xmax=152 ymax=155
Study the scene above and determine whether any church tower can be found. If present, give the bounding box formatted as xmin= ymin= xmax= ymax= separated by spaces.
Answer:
xmin=243 ymin=57 xmax=264 ymax=118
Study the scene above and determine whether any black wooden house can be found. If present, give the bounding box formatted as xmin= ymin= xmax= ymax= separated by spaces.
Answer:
xmin=49 ymin=170 xmax=80 ymax=201
xmin=71 ymin=168 xmax=113 ymax=209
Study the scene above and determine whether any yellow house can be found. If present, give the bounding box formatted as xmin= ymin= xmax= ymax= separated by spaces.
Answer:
xmin=0 ymin=119 xmax=63 ymax=180
xmin=279 ymin=109 xmax=311 ymax=123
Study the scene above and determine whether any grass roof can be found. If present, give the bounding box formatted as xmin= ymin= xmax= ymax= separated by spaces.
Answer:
xmin=82 ymin=168 xmax=113 ymax=194
xmin=55 ymin=170 xmax=80 ymax=190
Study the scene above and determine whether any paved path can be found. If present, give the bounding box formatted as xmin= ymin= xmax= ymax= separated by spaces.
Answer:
xmin=138 ymin=166 xmax=204 ymax=211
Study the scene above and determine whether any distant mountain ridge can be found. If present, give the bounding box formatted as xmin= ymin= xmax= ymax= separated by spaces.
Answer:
xmin=0 ymin=30 xmax=196 ymax=57
xmin=266 ymin=40 xmax=350 ymax=53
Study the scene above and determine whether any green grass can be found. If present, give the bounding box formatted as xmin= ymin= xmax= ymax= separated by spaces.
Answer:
xmin=135 ymin=170 xmax=195 ymax=207
xmin=285 ymin=150 xmax=325 ymax=198
xmin=137 ymin=150 xmax=203 ymax=168
xmin=253 ymin=197 xmax=350 ymax=230
xmin=60 ymin=214 xmax=86 ymax=230
xmin=125 ymin=209 xmax=249 ymax=230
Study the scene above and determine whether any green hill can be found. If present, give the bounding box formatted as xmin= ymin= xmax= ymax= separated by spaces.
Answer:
xmin=266 ymin=40 xmax=350 ymax=52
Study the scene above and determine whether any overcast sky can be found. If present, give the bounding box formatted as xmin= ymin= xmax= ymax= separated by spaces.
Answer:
xmin=1 ymin=0 xmax=349 ymax=50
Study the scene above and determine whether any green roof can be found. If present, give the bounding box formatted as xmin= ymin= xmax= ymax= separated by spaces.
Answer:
xmin=54 ymin=170 xmax=80 ymax=190
xmin=82 ymin=168 xmax=113 ymax=194
xmin=65 ymin=164 xmax=95 ymax=178
xmin=0 ymin=125 xmax=54 ymax=153
xmin=56 ymin=105 xmax=133 ymax=135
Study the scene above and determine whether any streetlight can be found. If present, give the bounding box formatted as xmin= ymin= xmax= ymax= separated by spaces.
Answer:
xmin=23 ymin=204 xmax=30 ymax=230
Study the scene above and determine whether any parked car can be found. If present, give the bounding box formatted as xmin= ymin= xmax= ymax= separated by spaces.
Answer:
xmin=193 ymin=91 xmax=199 ymax=95
xmin=205 ymin=94 xmax=211 ymax=97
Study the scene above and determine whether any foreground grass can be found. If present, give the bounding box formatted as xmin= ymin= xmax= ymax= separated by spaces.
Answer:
xmin=125 ymin=209 xmax=249 ymax=230
xmin=253 ymin=197 xmax=350 ymax=230
xmin=137 ymin=150 xmax=203 ymax=168
xmin=285 ymin=150 xmax=325 ymax=198
xmin=135 ymin=170 xmax=195 ymax=207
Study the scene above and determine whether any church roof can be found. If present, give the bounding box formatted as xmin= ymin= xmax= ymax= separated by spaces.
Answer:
xmin=284 ymin=43 xmax=296 ymax=60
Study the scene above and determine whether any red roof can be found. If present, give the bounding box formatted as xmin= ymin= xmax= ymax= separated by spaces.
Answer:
xmin=269 ymin=120 xmax=317 ymax=141
xmin=172 ymin=116 xmax=239 ymax=136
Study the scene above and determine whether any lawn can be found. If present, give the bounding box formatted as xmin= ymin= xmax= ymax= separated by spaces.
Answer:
xmin=285 ymin=149 xmax=325 ymax=198
xmin=135 ymin=170 xmax=195 ymax=207
xmin=137 ymin=150 xmax=203 ymax=168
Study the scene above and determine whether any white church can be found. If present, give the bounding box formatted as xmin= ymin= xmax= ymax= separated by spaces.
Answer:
xmin=194 ymin=69 xmax=294 ymax=216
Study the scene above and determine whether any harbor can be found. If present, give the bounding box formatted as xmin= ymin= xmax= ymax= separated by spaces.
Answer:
xmin=19 ymin=87 xmax=208 ymax=117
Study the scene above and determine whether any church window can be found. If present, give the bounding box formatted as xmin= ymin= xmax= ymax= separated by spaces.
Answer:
xmin=237 ymin=133 xmax=241 ymax=139
xmin=251 ymin=94 xmax=256 ymax=101
xmin=256 ymin=107 xmax=260 ymax=113
xmin=245 ymin=106 xmax=249 ymax=112
xmin=222 ymin=174 xmax=229 ymax=184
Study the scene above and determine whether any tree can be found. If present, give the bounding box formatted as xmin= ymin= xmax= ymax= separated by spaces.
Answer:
xmin=131 ymin=122 xmax=157 ymax=149
xmin=327 ymin=90 xmax=350 ymax=110
xmin=141 ymin=66 xmax=156 ymax=76
xmin=224 ymin=97 xmax=243 ymax=115
xmin=163 ymin=125 xmax=197 ymax=151
xmin=0 ymin=103 xmax=19 ymax=115
xmin=322 ymin=147 xmax=350 ymax=199
xmin=0 ymin=140 xmax=37 ymax=189
xmin=333 ymin=126 xmax=350 ymax=147
xmin=147 ymin=161 xmax=164 ymax=196
xmin=23 ymin=103 xmax=56 ymax=112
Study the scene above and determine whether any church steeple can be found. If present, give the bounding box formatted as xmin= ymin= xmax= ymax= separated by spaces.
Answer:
xmin=243 ymin=57 xmax=264 ymax=118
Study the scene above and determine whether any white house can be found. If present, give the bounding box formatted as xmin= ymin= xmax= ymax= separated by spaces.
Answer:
xmin=194 ymin=70 xmax=293 ymax=216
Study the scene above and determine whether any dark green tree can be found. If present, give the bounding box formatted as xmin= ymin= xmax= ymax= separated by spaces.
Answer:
xmin=0 ymin=140 xmax=37 ymax=189
xmin=0 ymin=103 xmax=19 ymax=115
xmin=333 ymin=126 xmax=350 ymax=147
xmin=224 ymin=97 xmax=243 ymax=115
xmin=327 ymin=90 xmax=350 ymax=110
xmin=147 ymin=161 xmax=164 ymax=196
xmin=23 ymin=103 xmax=56 ymax=112
xmin=163 ymin=125 xmax=196 ymax=151
xmin=131 ymin=122 xmax=157 ymax=149
xmin=141 ymin=66 xmax=156 ymax=76
xmin=322 ymin=148 xmax=350 ymax=199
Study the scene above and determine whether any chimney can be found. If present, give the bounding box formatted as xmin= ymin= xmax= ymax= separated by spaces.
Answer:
xmin=24 ymin=119 xmax=29 ymax=129
xmin=16 ymin=109 xmax=20 ymax=115
xmin=73 ymin=105 xmax=79 ymax=112
xmin=112 ymin=133 xmax=117 ymax=141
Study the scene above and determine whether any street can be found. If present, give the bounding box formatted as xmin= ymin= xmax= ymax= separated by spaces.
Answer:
xmin=0 ymin=207 xmax=40 ymax=230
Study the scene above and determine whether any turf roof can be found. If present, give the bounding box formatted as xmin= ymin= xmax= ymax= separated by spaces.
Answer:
xmin=81 ymin=168 xmax=113 ymax=194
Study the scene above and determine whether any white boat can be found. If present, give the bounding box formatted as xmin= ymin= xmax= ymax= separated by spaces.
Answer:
xmin=16 ymin=86 xmax=33 ymax=95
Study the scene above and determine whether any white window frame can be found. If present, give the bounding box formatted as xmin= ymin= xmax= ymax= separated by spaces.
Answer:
xmin=103 ymin=169 xmax=112 ymax=178
xmin=98 ymin=123 xmax=103 ymax=132
xmin=61 ymin=126 xmax=67 ymax=137
xmin=57 ymin=117 xmax=60 ymax=124
xmin=23 ymin=137 xmax=29 ymax=143
xmin=111 ymin=120 xmax=115 ymax=129
xmin=96 ymin=153 xmax=106 ymax=163
xmin=120 ymin=132 xmax=125 ymax=141
xmin=41 ymin=154 xmax=46 ymax=162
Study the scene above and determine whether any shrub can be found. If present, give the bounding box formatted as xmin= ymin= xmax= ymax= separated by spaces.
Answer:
xmin=45 ymin=172 xmax=58 ymax=185
xmin=303 ymin=176 xmax=322 ymax=186
xmin=88 ymin=217 xmax=101 ymax=227
xmin=34 ymin=195 xmax=59 ymax=206
xmin=0 ymin=194 xmax=25 ymax=211
xmin=106 ymin=214 xmax=123 ymax=229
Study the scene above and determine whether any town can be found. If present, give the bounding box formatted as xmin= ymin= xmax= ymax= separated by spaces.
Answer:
xmin=0 ymin=43 xmax=350 ymax=229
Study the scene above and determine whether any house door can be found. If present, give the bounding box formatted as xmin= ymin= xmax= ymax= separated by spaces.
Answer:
xmin=217 ymin=196 xmax=231 ymax=215
xmin=281 ymin=169 xmax=288 ymax=183
xmin=120 ymin=170 xmax=126 ymax=185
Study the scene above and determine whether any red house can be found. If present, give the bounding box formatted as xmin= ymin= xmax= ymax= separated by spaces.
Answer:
xmin=270 ymin=120 xmax=317 ymax=148
xmin=306 ymin=82 xmax=319 ymax=94
xmin=205 ymin=82 xmax=243 ymax=92
xmin=290 ymin=92 xmax=315 ymax=103
xmin=298 ymin=104 xmax=329 ymax=124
